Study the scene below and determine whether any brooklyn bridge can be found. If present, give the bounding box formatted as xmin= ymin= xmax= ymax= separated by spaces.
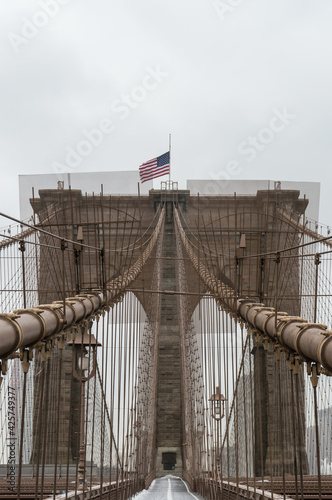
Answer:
xmin=0 ymin=182 xmax=331 ymax=499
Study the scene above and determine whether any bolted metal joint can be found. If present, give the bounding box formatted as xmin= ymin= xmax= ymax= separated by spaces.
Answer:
xmin=19 ymin=240 xmax=25 ymax=252
xmin=315 ymin=253 xmax=321 ymax=266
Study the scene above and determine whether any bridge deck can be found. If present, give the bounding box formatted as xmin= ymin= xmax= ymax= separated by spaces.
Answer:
xmin=3 ymin=476 xmax=330 ymax=500
xmin=245 ymin=476 xmax=332 ymax=499
xmin=219 ymin=476 xmax=332 ymax=500
xmin=0 ymin=477 xmax=140 ymax=500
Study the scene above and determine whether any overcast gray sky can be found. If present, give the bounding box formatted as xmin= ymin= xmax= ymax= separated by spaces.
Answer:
xmin=1 ymin=1 xmax=332 ymax=224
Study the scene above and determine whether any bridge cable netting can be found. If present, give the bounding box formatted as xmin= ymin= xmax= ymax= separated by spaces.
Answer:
xmin=0 ymin=191 xmax=332 ymax=500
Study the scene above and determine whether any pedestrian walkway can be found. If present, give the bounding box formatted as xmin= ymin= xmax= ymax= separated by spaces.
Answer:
xmin=133 ymin=476 xmax=204 ymax=500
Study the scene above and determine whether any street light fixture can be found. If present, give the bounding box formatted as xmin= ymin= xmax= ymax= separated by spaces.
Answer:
xmin=209 ymin=386 xmax=226 ymax=421
xmin=209 ymin=386 xmax=226 ymax=479
xmin=68 ymin=328 xmax=101 ymax=486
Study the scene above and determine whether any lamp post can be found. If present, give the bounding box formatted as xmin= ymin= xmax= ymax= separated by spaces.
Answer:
xmin=69 ymin=328 xmax=101 ymax=486
xmin=209 ymin=387 xmax=226 ymax=476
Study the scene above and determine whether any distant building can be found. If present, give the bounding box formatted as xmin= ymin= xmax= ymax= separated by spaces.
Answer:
xmin=19 ymin=171 xmax=152 ymax=219
xmin=307 ymin=406 xmax=332 ymax=474
xmin=187 ymin=180 xmax=320 ymax=221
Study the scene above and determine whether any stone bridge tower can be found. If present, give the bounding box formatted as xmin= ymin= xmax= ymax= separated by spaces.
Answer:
xmin=31 ymin=186 xmax=309 ymax=477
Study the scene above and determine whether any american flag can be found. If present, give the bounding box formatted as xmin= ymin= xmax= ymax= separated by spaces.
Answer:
xmin=139 ymin=151 xmax=170 ymax=183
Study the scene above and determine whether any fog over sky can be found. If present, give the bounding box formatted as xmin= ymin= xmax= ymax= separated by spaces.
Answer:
xmin=1 ymin=1 xmax=332 ymax=224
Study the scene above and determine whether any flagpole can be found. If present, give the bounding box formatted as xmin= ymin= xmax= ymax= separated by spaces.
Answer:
xmin=169 ymin=133 xmax=171 ymax=184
